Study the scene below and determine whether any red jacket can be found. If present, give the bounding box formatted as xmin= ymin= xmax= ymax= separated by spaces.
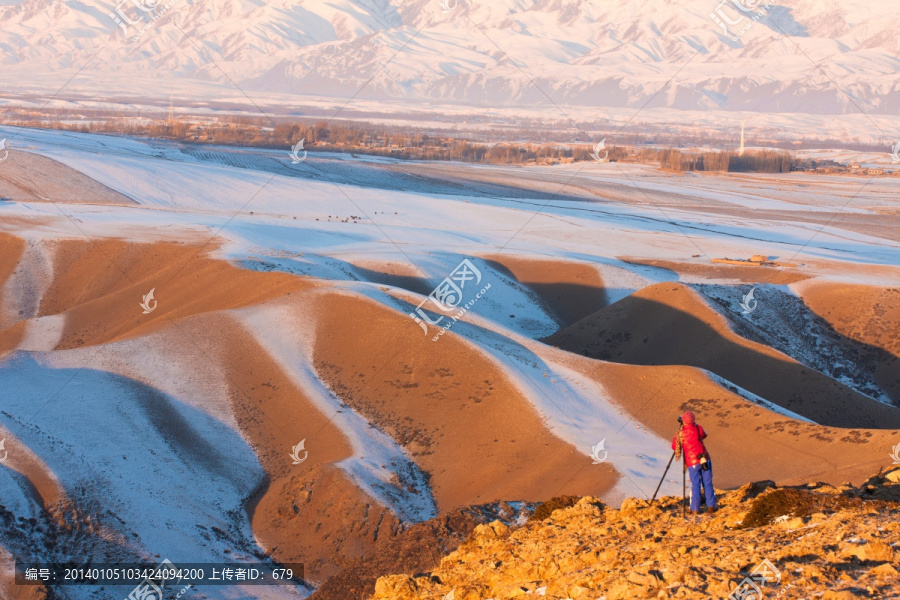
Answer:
xmin=672 ymin=423 xmax=709 ymax=467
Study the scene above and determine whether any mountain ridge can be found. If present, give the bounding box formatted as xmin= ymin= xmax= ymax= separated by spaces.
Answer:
xmin=1 ymin=0 xmax=899 ymax=115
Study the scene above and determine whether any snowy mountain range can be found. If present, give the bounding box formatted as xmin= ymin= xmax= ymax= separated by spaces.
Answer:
xmin=1 ymin=0 xmax=900 ymax=115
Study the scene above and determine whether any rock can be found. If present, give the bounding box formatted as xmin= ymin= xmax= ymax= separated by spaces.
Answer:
xmin=733 ymin=480 xmax=776 ymax=503
xmin=885 ymin=468 xmax=900 ymax=484
xmin=597 ymin=548 xmax=619 ymax=562
xmin=471 ymin=519 xmax=510 ymax=542
xmin=801 ymin=565 xmax=826 ymax=580
xmin=566 ymin=584 xmax=592 ymax=598
xmin=778 ymin=517 xmax=806 ymax=530
xmin=373 ymin=574 xmax=418 ymax=599
xmin=659 ymin=565 xmax=685 ymax=584
xmin=705 ymin=579 xmax=733 ymax=597
xmin=841 ymin=540 xmax=894 ymax=562
xmin=609 ymin=582 xmax=651 ymax=599
xmin=620 ymin=497 xmax=648 ymax=513
xmin=459 ymin=586 xmax=490 ymax=600
xmin=821 ymin=592 xmax=858 ymax=600
xmin=606 ymin=582 xmax=629 ymax=599
xmin=725 ymin=511 xmax=749 ymax=528
xmin=869 ymin=563 xmax=900 ymax=578
xmin=860 ymin=541 xmax=895 ymax=562
xmin=571 ymin=497 xmax=606 ymax=519
xmin=628 ymin=571 xmax=659 ymax=587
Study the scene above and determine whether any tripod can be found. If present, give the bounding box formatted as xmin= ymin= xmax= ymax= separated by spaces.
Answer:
xmin=650 ymin=450 xmax=676 ymax=503
xmin=650 ymin=449 xmax=688 ymax=518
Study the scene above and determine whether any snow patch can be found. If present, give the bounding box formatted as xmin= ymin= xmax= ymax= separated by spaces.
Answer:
xmin=233 ymin=302 xmax=438 ymax=523
xmin=18 ymin=314 xmax=65 ymax=352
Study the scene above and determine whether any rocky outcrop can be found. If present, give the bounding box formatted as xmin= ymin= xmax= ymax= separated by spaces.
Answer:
xmin=311 ymin=502 xmax=532 ymax=600
xmin=372 ymin=468 xmax=900 ymax=600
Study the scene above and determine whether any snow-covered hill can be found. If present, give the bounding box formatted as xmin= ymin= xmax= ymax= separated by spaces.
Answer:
xmin=3 ymin=127 xmax=900 ymax=598
xmin=1 ymin=0 xmax=900 ymax=116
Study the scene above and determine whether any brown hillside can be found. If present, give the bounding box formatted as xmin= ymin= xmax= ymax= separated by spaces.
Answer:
xmin=572 ymin=359 xmax=900 ymax=489
xmin=545 ymin=282 xmax=900 ymax=429
xmin=798 ymin=281 xmax=900 ymax=403
xmin=0 ymin=232 xmax=26 ymax=356
xmin=621 ymin=257 xmax=809 ymax=284
xmin=36 ymin=239 xmax=309 ymax=349
xmin=0 ymin=151 xmax=136 ymax=205
xmin=312 ymin=291 xmax=618 ymax=513
xmin=481 ymin=255 xmax=608 ymax=328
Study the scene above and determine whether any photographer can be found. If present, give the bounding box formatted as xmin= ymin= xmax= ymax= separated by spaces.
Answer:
xmin=672 ymin=411 xmax=716 ymax=514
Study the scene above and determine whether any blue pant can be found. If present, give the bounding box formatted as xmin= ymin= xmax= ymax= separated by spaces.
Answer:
xmin=688 ymin=462 xmax=716 ymax=512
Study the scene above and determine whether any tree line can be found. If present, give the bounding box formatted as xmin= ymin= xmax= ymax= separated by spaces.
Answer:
xmin=1 ymin=109 xmax=794 ymax=171
xmin=659 ymin=149 xmax=792 ymax=173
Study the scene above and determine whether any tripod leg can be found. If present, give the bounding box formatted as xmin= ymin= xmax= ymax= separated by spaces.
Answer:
xmin=651 ymin=451 xmax=676 ymax=503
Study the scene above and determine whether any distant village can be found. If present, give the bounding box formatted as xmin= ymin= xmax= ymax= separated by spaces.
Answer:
xmin=791 ymin=158 xmax=898 ymax=176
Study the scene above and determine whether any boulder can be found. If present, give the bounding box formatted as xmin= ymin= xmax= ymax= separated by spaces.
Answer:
xmin=373 ymin=574 xmax=418 ymax=600
xmin=471 ymin=520 xmax=510 ymax=542
xmin=869 ymin=563 xmax=900 ymax=579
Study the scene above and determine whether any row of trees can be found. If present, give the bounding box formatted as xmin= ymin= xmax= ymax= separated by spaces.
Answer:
xmin=659 ymin=149 xmax=793 ymax=173
xmin=1 ymin=109 xmax=629 ymax=165
xmin=1 ymin=109 xmax=794 ymax=172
